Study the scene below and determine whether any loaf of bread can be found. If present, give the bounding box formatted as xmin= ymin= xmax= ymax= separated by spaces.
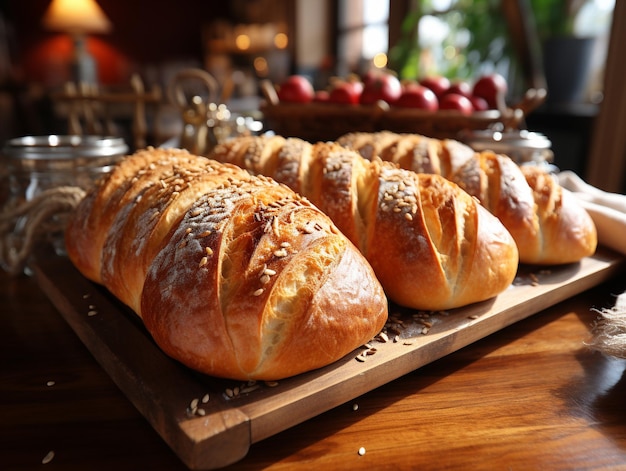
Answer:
xmin=65 ymin=147 xmax=388 ymax=381
xmin=208 ymin=136 xmax=519 ymax=311
xmin=337 ymin=131 xmax=597 ymax=265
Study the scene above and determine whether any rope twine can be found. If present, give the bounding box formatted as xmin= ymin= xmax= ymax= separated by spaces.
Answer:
xmin=0 ymin=186 xmax=86 ymax=275
xmin=588 ymin=293 xmax=626 ymax=359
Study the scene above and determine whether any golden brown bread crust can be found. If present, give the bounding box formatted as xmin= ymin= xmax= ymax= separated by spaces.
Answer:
xmin=360 ymin=163 xmax=518 ymax=310
xmin=520 ymin=165 xmax=598 ymax=264
xmin=337 ymin=131 xmax=597 ymax=265
xmin=67 ymin=148 xmax=251 ymax=313
xmin=209 ymin=136 xmax=519 ymax=310
xmin=65 ymin=148 xmax=183 ymax=283
xmin=65 ymin=147 xmax=388 ymax=381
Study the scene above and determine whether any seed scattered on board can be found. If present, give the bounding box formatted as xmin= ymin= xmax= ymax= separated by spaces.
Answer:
xmin=358 ymin=446 xmax=366 ymax=456
xmin=42 ymin=450 xmax=55 ymax=464
xmin=188 ymin=393 xmax=211 ymax=417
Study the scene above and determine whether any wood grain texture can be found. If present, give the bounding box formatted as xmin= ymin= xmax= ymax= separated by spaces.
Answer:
xmin=1 ymin=248 xmax=626 ymax=469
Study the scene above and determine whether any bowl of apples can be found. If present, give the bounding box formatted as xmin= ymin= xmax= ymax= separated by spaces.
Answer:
xmin=260 ymin=70 xmax=546 ymax=143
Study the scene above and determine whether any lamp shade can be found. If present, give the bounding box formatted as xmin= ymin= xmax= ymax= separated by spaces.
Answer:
xmin=43 ymin=0 xmax=112 ymax=35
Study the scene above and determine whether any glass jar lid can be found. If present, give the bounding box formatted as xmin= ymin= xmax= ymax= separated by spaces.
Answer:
xmin=461 ymin=129 xmax=551 ymax=152
xmin=2 ymin=135 xmax=128 ymax=161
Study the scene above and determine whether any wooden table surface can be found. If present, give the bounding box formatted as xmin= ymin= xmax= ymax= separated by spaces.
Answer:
xmin=2 ymin=263 xmax=626 ymax=470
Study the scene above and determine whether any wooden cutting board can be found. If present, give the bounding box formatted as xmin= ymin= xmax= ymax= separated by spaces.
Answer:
xmin=34 ymin=248 xmax=625 ymax=470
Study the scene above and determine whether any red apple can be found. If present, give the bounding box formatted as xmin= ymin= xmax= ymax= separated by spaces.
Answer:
xmin=328 ymin=79 xmax=363 ymax=105
xmin=419 ymin=75 xmax=451 ymax=99
xmin=277 ymin=75 xmax=315 ymax=103
xmin=394 ymin=85 xmax=438 ymax=110
xmin=348 ymin=78 xmax=364 ymax=96
xmin=313 ymin=90 xmax=330 ymax=103
xmin=328 ymin=84 xmax=356 ymax=104
xmin=361 ymin=69 xmax=380 ymax=87
xmin=439 ymin=93 xmax=474 ymax=115
xmin=445 ymin=80 xmax=472 ymax=98
xmin=359 ymin=71 xmax=402 ymax=105
xmin=472 ymin=73 xmax=508 ymax=110
xmin=469 ymin=95 xmax=489 ymax=112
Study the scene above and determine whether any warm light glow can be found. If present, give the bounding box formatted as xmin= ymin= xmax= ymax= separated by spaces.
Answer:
xmin=372 ymin=52 xmax=388 ymax=69
xmin=235 ymin=34 xmax=251 ymax=50
xmin=274 ymin=33 xmax=288 ymax=49
xmin=43 ymin=0 xmax=112 ymax=34
xmin=443 ymin=45 xmax=456 ymax=61
xmin=254 ymin=57 xmax=268 ymax=76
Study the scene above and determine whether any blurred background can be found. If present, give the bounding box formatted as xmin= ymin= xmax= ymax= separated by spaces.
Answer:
xmin=0 ymin=0 xmax=621 ymax=189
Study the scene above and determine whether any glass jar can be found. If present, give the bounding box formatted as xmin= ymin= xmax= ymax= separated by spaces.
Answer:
xmin=460 ymin=129 xmax=556 ymax=171
xmin=0 ymin=135 xmax=128 ymax=273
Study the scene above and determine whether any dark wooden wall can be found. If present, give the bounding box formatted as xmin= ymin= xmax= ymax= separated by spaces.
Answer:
xmin=2 ymin=0 xmax=234 ymax=85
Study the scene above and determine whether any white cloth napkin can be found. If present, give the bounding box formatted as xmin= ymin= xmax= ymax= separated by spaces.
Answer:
xmin=558 ymin=170 xmax=626 ymax=256
xmin=558 ymin=171 xmax=626 ymax=359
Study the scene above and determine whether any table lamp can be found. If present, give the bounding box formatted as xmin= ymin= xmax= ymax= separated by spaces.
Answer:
xmin=42 ymin=0 xmax=112 ymax=84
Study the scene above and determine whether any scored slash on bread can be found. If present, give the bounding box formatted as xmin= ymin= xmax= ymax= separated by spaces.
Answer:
xmin=63 ymin=132 xmax=598 ymax=382
xmin=65 ymin=148 xmax=388 ymax=381
xmin=209 ymin=136 xmax=520 ymax=311
xmin=337 ymin=131 xmax=598 ymax=265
